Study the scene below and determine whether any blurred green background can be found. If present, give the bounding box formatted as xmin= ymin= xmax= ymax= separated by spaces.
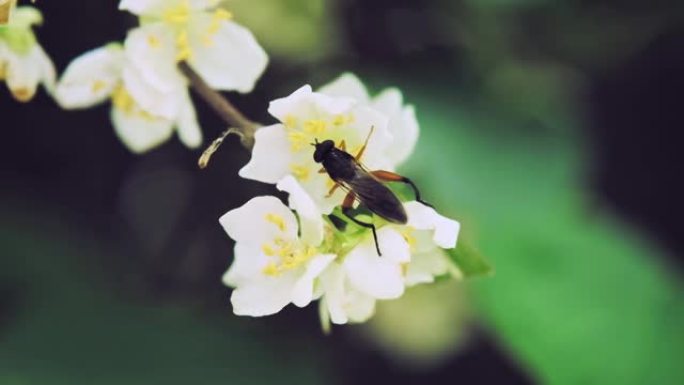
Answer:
xmin=2 ymin=0 xmax=683 ymax=384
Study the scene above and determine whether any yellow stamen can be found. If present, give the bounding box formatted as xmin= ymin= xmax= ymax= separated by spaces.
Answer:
xmin=290 ymin=164 xmax=310 ymax=181
xmin=262 ymin=262 xmax=280 ymax=277
xmin=265 ymin=213 xmax=287 ymax=231
xmin=175 ymin=29 xmax=192 ymax=61
xmin=91 ymin=80 xmax=108 ymax=94
xmin=401 ymin=230 xmax=417 ymax=252
xmin=304 ymin=119 xmax=327 ymax=134
xmin=287 ymin=131 xmax=308 ymax=151
xmin=162 ymin=0 xmax=191 ymax=24
xmin=147 ymin=35 xmax=161 ymax=48
xmin=0 ymin=62 xmax=7 ymax=80
xmin=11 ymin=88 xmax=34 ymax=102
xmin=261 ymin=243 xmax=276 ymax=256
xmin=283 ymin=114 xmax=297 ymax=129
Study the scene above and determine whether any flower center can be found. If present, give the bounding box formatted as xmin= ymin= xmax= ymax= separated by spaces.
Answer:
xmin=261 ymin=238 xmax=318 ymax=276
xmin=158 ymin=1 xmax=233 ymax=61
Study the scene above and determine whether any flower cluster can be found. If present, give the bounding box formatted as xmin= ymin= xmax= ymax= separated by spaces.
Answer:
xmin=0 ymin=5 xmax=55 ymax=102
xmin=221 ymin=73 xmax=462 ymax=326
xmin=51 ymin=0 xmax=267 ymax=153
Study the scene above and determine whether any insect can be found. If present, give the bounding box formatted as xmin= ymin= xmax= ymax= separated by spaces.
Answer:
xmin=313 ymin=127 xmax=432 ymax=256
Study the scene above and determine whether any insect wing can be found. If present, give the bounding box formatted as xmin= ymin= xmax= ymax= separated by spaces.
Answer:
xmin=347 ymin=172 xmax=407 ymax=224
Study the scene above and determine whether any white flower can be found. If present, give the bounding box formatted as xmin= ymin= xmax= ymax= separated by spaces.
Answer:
xmin=240 ymin=84 xmax=392 ymax=214
xmin=54 ymin=43 xmax=202 ymax=153
xmin=119 ymin=0 xmax=268 ymax=117
xmin=319 ymin=73 xmax=419 ymax=167
xmin=220 ymin=196 xmax=335 ymax=317
xmin=0 ymin=6 xmax=55 ymax=102
xmin=318 ymin=201 xmax=460 ymax=325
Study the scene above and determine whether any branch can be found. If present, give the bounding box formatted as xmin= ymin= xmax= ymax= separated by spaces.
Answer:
xmin=178 ymin=61 xmax=259 ymax=151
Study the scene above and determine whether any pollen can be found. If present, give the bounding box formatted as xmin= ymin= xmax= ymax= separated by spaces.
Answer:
xmin=262 ymin=262 xmax=280 ymax=277
xmin=91 ymin=80 xmax=108 ymax=94
xmin=287 ymin=131 xmax=308 ymax=151
xmin=11 ymin=87 xmax=33 ymax=102
xmin=265 ymin=213 xmax=287 ymax=231
xmin=261 ymin=243 xmax=276 ymax=256
xmin=304 ymin=119 xmax=327 ymax=134
xmin=283 ymin=114 xmax=298 ymax=129
xmin=147 ymin=35 xmax=161 ymax=48
xmin=290 ymin=164 xmax=310 ymax=181
xmin=175 ymin=29 xmax=192 ymax=61
xmin=0 ymin=62 xmax=7 ymax=80
xmin=163 ymin=0 xmax=191 ymax=24
xmin=112 ymin=85 xmax=135 ymax=113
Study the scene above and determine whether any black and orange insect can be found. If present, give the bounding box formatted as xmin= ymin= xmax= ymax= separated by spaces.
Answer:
xmin=313 ymin=127 xmax=432 ymax=256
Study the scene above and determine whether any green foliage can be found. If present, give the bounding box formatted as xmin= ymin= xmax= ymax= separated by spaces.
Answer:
xmin=446 ymin=240 xmax=493 ymax=278
xmin=400 ymin=85 xmax=684 ymax=385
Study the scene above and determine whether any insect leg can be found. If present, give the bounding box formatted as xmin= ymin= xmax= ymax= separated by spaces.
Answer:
xmin=354 ymin=126 xmax=375 ymax=161
xmin=370 ymin=170 xmax=434 ymax=208
xmin=326 ymin=182 xmax=341 ymax=198
xmin=341 ymin=190 xmax=382 ymax=256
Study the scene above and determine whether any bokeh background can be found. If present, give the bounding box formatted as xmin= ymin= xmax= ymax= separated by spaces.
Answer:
xmin=2 ymin=0 xmax=683 ymax=384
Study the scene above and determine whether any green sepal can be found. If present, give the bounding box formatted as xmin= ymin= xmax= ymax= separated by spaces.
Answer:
xmin=446 ymin=240 xmax=493 ymax=278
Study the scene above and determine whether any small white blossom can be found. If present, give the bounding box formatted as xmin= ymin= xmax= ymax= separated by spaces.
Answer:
xmin=240 ymin=84 xmax=392 ymax=214
xmin=317 ymin=201 xmax=460 ymax=325
xmin=118 ymin=0 xmax=268 ymax=117
xmin=220 ymin=196 xmax=335 ymax=316
xmin=0 ymin=6 xmax=55 ymax=102
xmin=54 ymin=43 xmax=201 ymax=153
xmin=319 ymin=73 xmax=420 ymax=167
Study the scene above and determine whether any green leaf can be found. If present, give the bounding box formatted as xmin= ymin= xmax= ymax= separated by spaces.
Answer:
xmin=446 ymin=240 xmax=493 ymax=278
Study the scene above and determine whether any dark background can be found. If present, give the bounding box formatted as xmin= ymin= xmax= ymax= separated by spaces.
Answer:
xmin=1 ymin=1 xmax=683 ymax=384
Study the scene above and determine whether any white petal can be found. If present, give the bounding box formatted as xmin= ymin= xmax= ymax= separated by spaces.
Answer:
xmin=404 ymin=250 xmax=450 ymax=286
xmin=33 ymin=44 xmax=56 ymax=95
xmin=218 ymin=196 xmax=298 ymax=246
xmin=124 ymin=23 xmax=186 ymax=94
xmin=4 ymin=47 xmax=42 ymax=102
xmin=122 ymin=64 xmax=183 ymax=120
xmin=276 ymin=175 xmax=324 ymax=246
xmin=238 ymin=124 xmax=292 ymax=183
xmin=54 ymin=44 xmax=124 ymax=109
xmin=318 ymin=72 xmax=370 ymax=103
xmin=175 ymin=90 xmax=202 ymax=148
xmin=372 ymin=89 xmax=419 ymax=166
xmin=221 ymin=243 xmax=271 ymax=288
xmin=291 ymin=253 xmax=336 ymax=307
xmin=229 ymin=272 xmax=300 ymax=317
xmin=187 ymin=18 xmax=268 ymax=93
xmin=343 ymin=227 xmax=409 ymax=299
xmin=320 ymin=263 xmax=376 ymax=324
xmin=110 ymin=104 xmax=175 ymax=153
xmin=268 ymin=85 xmax=355 ymax=122
xmin=405 ymin=202 xmax=460 ymax=249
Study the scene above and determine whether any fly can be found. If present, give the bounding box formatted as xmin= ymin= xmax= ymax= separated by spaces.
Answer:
xmin=313 ymin=127 xmax=432 ymax=256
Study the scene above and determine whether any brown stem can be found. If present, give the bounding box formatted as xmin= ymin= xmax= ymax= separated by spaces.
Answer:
xmin=178 ymin=61 xmax=258 ymax=149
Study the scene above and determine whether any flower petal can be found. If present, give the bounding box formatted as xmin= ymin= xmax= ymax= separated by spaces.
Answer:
xmin=344 ymin=227 xmax=409 ymax=299
xmin=373 ymin=89 xmax=419 ymax=166
xmin=238 ymin=124 xmax=293 ymax=183
xmin=110 ymin=103 xmax=175 ymax=153
xmin=229 ymin=272 xmax=300 ymax=317
xmin=124 ymin=23 xmax=185 ymax=94
xmin=291 ymin=253 xmax=336 ymax=307
xmin=54 ymin=44 xmax=124 ymax=109
xmin=268 ymin=85 xmax=355 ymax=122
xmin=175 ymin=90 xmax=202 ymax=148
xmin=320 ymin=263 xmax=377 ymax=324
xmin=187 ymin=18 xmax=268 ymax=93
xmin=33 ymin=44 xmax=56 ymax=95
xmin=276 ymin=175 xmax=324 ymax=246
xmin=222 ymin=243 xmax=271 ymax=288
xmin=122 ymin=63 xmax=183 ymax=120
xmin=405 ymin=202 xmax=460 ymax=249
xmin=4 ymin=45 xmax=42 ymax=102
xmin=404 ymin=250 xmax=451 ymax=286
xmin=219 ymin=196 xmax=298 ymax=246
xmin=318 ymin=72 xmax=370 ymax=104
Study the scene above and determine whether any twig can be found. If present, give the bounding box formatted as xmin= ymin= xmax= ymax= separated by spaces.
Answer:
xmin=178 ymin=61 xmax=259 ymax=151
